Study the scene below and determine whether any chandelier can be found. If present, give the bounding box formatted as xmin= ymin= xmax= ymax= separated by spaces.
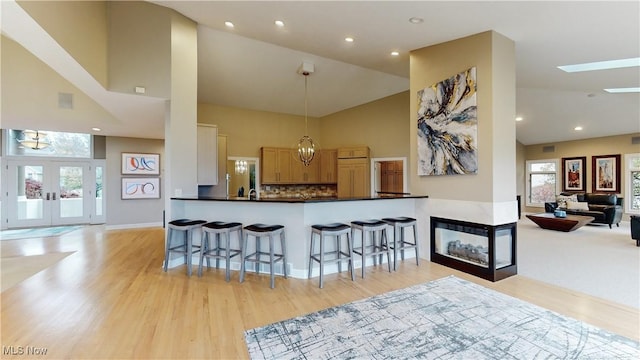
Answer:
xmin=235 ymin=160 xmax=247 ymax=174
xmin=19 ymin=130 xmax=51 ymax=150
xmin=297 ymin=62 xmax=316 ymax=166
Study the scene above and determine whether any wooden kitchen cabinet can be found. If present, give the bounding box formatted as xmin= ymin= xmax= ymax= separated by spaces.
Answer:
xmin=261 ymin=147 xmax=293 ymax=184
xmin=337 ymin=146 xmax=370 ymax=159
xmin=292 ymin=153 xmax=319 ymax=183
xmin=318 ymin=149 xmax=337 ymax=183
xmin=337 ymin=158 xmax=370 ymax=197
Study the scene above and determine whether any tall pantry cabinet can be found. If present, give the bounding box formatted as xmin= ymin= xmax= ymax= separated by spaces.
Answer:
xmin=337 ymin=146 xmax=370 ymax=198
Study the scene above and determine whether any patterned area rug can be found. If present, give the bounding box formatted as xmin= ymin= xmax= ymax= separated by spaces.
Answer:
xmin=245 ymin=276 xmax=640 ymax=359
xmin=0 ymin=226 xmax=82 ymax=241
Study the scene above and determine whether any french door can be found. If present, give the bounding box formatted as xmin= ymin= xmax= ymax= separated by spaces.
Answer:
xmin=5 ymin=160 xmax=96 ymax=228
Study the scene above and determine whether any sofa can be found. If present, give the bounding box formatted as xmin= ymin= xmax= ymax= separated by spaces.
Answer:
xmin=631 ymin=216 xmax=640 ymax=246
xmin=545 ymin=192 xmax=623 ymax=228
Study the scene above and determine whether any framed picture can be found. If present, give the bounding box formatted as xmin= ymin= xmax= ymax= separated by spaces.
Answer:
xmin=592 ymin=154 xmax=621 ymax=193
xmin=122 ymin=153 xmax=160 ymax=175
xmin=122 ymin=178 xmax=160 ymax=199
xmin=562 ymin=156 xmax=586 ymax=192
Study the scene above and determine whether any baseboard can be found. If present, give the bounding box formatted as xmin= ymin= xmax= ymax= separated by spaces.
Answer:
xmin=105 ymin=222 xmax=163 ymax=231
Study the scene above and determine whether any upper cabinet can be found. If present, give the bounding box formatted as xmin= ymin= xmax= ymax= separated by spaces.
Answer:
xmin=262 ymin=147 xmax=337 ymax=184
xmin=337 ymin=146 xmax=370 ymax=159
xmin=261 ymin=147 xmax=293 ymax=184
xmin=197 ymin=124 xmax=218 ymax=185
xmin=318 ymin=149 xmax=338 ymax=183
xmin=292 ymin=153 xmax=319 ymax=183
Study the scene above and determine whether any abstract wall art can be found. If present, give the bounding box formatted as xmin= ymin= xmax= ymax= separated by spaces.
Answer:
xmin=417 ymin=67 xmax=478 ymax=176
xmin=121 ymin=153 xmax=160 ymax=175
xmin=121 ymin=178 xmax=160 ymax=199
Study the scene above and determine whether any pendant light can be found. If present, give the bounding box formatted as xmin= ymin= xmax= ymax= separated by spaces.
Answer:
xmin=297 ymin=62 xmax=316 ymax=166
xmin=19 ymin=130 xmax=51 ymax=150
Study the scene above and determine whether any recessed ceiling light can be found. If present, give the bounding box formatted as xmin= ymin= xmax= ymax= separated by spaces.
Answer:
xmin=604 ymin=87 xmax=640 ymax=93
xmin=92 ymin=127 xmax=101 ymax=132
xmin=409 ymin=17 xmax=424 ymax=24
xmin=558 ymin=57 xmax=640 ymax=73
xmin=515 ymin=116 xmax=523 ymax=122
xmin=390 ymin=51 xmax=399 ymax=56
xmin=574 ymin=126 xmax=583 ymax=131
xmin=275 ymin=20 xmax=284 ymax=27
xmin=345 ymin=37 xmax=354 ymax=43
xmin=224 ymin=21 xmax=234 ymax=28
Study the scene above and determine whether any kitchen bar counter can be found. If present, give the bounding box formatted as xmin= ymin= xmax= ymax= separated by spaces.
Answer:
xmin=171 ymin=194 xmax=427 ymax=203
xmin=169 ymin=195 xmax=428 ymax=279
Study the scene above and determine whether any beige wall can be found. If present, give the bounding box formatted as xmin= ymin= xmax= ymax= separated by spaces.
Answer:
xmin=409 ymin=31 xmax=516 ymax=203
xmin=524 ymin=133 xmax=640 ymax=213
xmin=320 ymin=92 xmax=410 ymax=158
xmin=106 ymin=137 xmax=164 ymax=226
xmin=197 ymin=103 xmax=321 ymax=158
xmin=19 ymin=0 xmax=109 ymax=87
xmin=1 ymin=36 xmax=120 ymax=133
xmin=108 ymin=1 xmax=171 ymax=98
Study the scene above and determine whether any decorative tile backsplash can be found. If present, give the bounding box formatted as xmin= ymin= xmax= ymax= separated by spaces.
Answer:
xmin=260 ymin=184 xmax=337 ymax=199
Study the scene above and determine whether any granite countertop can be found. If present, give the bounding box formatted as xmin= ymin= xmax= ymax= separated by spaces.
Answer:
xmin=171 ymin=194 xmax=428 ymax=203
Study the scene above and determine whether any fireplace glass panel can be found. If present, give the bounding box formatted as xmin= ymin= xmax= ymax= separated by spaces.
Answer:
xmin=434 ymin=225 xmax=489 ymax=268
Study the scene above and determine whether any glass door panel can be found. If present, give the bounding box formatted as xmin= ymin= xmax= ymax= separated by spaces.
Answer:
xmin=58 ymin=166 xmax=84 ymax=218
xmin=17 ymin=165 xmax=45 ymax=221
xmin=51 ymin=162 xmax=91 ymax=225
xmin=7 ymin=161 xmax=51 ymax=227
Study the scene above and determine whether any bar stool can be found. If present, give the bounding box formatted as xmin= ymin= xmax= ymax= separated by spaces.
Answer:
xmin=239 ymin=224 xmax=287 ymax=289
xmin=351 ymin=219 xmax=391 ymax=278
xmin=383 ymin=217 xmax=420 ymax=270
xmin=198 ymin=221 xmax=243 ymax=282
xmin=308 ymin=223 xmax=355 ymax=288
xmin=163 ymin=219 xmax=207 ymax=276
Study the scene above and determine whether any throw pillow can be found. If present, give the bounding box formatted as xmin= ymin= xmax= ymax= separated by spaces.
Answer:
xmin=566 ymin=201 xmax=589 ymax=211
xmin=556 ymin=194 xmax=578 ymax=209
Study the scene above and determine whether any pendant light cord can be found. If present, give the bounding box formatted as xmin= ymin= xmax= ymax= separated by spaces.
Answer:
xmin=304 ymin=74 xmax=309 ymax=135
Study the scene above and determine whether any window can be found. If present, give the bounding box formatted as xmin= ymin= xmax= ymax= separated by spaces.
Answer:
xmin=624 ymin=153 xmax=640 ymax=214
xmin=6 ymin=129 xmax=91 ymax=158
xmin=526 ymin=159 xmax=559 ymax=207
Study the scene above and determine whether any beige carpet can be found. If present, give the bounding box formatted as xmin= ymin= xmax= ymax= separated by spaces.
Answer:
xmin=1 ymin=252 xmax=75 ymax=292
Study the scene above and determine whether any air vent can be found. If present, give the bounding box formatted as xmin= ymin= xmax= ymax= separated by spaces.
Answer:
xmin=542 ymin=145 xmax=555 ymax=153
xmin=58 ymin=92 xmax=73 ymax=109
xmin=632 ymin=136 xmax=640 ymax=145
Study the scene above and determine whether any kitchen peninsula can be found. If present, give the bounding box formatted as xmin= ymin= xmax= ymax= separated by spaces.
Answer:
xmin=170 ymin=195 xmax=428 ymax=278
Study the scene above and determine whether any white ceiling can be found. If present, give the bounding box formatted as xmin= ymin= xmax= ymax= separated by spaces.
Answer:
xmin=2 ymin=1 xmax=640 ymax=145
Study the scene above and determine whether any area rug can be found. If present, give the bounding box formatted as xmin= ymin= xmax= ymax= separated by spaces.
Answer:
xmin=245 ymin=276 xmax=640 ymax=359
xmin=0 ymin=225 xmax=82 ymax=241
xmin=1 ymin=252 xmax=75 ymax=292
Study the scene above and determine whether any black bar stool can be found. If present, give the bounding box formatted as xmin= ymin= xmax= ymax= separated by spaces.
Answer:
xmin=308 ymin=223 xmax=355 ymax=288
xmin=163 ymin=219 xmax=207 ymax=276
xmin=351 ymin=219 xmax=391 ymax=278
xmin=239 ymin=224 xmax=287 ymax=289
xmin=198 ymin=221 xmax=243 ymax=282
xmin=383 ymin=217 xmax=420 ymax=270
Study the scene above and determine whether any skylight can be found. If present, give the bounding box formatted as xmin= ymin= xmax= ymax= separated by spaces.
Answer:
xmin=558 ymin=57 xmax=640 ymax=72
xmin=604 ymin=87 xmax=640 ymax=93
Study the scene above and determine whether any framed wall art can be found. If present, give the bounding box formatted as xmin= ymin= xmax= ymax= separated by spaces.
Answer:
xmin=122 ymin=177 xmax=160 ymax=199
xmin=562 ymin=156 xmax=586 ymax=192
xmin=592 ymin=154 xmax=621 ymax=193
xmin=417 ymin=67 xmax=478 ymax=176
xmin=122 ymin=153 xmax=160 ymax=175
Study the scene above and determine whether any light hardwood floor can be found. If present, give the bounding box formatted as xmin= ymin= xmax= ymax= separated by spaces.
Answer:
xmin=1 ymin=226 xmax=638 ymax=359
